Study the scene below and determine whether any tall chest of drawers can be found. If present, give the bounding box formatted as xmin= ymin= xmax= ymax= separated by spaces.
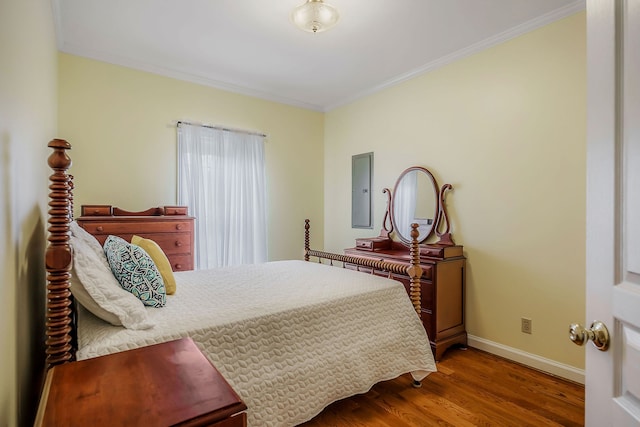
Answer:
xmin=77 ymin=205 xmax=195 ymax=271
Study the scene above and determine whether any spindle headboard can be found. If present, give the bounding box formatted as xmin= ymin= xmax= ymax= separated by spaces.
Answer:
xmin=44 ymin=139 xmax=75 ymax=368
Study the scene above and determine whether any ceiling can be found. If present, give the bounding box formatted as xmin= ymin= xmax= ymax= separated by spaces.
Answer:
xmin=52 ymin=0 xmax=584 ymax=112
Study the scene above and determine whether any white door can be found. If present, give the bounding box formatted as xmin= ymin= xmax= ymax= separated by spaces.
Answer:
xmin=584 ymin=1 xmax=640 ymax=425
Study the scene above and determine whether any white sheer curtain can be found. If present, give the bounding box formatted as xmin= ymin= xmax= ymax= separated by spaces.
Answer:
xmin=177 ymin=123 xmax=267 ymax=269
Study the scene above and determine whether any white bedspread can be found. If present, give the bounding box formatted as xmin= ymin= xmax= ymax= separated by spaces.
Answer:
xmin=77 ymin=260 xmax=436 ymax=426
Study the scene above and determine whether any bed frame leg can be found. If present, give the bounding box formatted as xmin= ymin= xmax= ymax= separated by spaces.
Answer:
xmin=412 ymin=380 xmax=422 ymax=388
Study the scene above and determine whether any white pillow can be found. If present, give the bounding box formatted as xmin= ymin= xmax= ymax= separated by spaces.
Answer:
xmin=69 ymin=222 xmax=153 ymax=330
xmin=69 ymin=221 xmax=107 ymax=260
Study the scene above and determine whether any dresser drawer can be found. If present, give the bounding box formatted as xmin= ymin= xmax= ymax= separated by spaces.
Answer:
xmin=356 ymin=239 xmax=373 ymax=250
xmin=345 ymin=263 xmax=373 ymax=274
xmin=355 ymin=237 xmax=391 ymax=251
xmin=163 ymin=206 xmax=189 ymax=216
xmin=80 ymin=220 xmax=193 ymax=236
xmin=89 ymin=234 xmax=194 ymax=271
xmin=168 ymin=254 xmax=193 ymax=272
xmin=137 ymin=233 xmax=192 ymax=255
xmin=421 ymin=309 xmax=435 ymax=341
xmin=81 ymin=205 xmax=112 ymax=216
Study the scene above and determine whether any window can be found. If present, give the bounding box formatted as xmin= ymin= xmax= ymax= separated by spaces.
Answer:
xmin=177 ymin=122 xmax=267 ymax=268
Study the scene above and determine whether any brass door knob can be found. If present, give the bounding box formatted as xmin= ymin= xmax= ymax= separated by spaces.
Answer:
xmin=569 ymin=321 xmax=610 ymax=351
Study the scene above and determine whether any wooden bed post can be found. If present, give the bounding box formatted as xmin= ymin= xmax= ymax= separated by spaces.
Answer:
xmin=45 ymin=139 xmax=74 ymax=368
xmin=304 ymin=219 xmax=310 ymax=262
xmin=408 ymin=223 xmax=423 ymax=319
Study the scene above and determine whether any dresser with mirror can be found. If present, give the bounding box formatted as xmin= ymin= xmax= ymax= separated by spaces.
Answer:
xmin=345 ymin=166 xmax=466 ymax=361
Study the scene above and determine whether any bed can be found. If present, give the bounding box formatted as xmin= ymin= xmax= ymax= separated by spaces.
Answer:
xmin=44 ymin=139 xmax=436 ymax=426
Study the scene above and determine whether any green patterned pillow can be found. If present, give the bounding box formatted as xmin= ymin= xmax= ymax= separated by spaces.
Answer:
xmin=103 ymin=235 xmax=166 ymax=307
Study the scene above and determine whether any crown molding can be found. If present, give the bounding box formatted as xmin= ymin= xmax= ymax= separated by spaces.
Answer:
xmin=51 ymin=0 xmax=585 ymax=113
xmin=325 ymin=0 xmax=586 ymax=111
xmin=51 ymin=0 xmax=323 ymax=110
xmin=60 ymin=43 xmax=326 ymax=112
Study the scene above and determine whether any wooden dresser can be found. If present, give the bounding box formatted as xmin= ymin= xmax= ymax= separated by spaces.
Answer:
xmin=35 ymin=338 xmax=247 ymax=426
xmin=342 ymin=165 xmax=468 ymax=361
xmin=77 ymin=205 xmax=195 ymax=271
xmin=345 ymin=242 xmax=466 ymax=361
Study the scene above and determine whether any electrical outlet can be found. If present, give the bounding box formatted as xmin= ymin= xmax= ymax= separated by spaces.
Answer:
xmin=521 ymin=318 xmax=532 ymax=334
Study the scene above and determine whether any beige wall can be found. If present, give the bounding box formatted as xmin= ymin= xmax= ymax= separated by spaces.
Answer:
xmin=324 ymin=13 xmax=586 ymax=369
xmin=58 ymin=54 xmax=325 ymax=261
xmin=0 ymin=0 xmax=58 ymax=425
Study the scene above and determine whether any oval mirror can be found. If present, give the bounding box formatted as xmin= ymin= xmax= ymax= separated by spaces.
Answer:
xmin=390 ymin=166 xmax=439 ymax=244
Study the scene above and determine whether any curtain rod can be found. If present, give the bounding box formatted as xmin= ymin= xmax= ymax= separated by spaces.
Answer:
xmin=176 ymin=120 xmax=267 ymax=138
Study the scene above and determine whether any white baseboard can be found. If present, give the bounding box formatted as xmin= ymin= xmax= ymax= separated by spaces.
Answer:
xmin=467 ymin=335 xmax=585 ymax=384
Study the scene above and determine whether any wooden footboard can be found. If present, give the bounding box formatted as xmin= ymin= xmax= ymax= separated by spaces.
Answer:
xmin=304 ymin=219 xmax=423 ymax=318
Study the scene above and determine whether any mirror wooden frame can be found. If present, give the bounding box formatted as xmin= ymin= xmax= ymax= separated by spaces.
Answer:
xmin=389 ymin=166 xmax=439 ymax=244
xmin=381 ymin=166 xmax=455 ymax=247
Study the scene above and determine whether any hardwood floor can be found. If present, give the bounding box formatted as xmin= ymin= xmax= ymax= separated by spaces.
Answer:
xmin=300 ymin=347 xmax=584 ymax=426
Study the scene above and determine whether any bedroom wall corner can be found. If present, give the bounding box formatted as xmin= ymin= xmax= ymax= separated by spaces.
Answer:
xmin=0 ymin=0 xmax=58 ymax=426
xmin=57 ymin=54 xmax=324 ymax=262
xmin=323 ymin=12 xmax=586 ymax=374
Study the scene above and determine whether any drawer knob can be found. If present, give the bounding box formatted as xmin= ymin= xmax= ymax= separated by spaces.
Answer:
xmin=175 ymin=241 xmax=182 ymax=247
xmin=175 ymin=264 xmax=182 ymax=270
xmin=176 ymin=224 xmax=183 ymax=230
xmin=93 ymin=209 xmax=99 ymax=214
xmin=96 ymin=226 xmax=103 ymax=232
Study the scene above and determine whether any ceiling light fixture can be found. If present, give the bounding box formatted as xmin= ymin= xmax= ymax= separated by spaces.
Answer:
xmin=291 ymin=0 xmax=340 ymax=34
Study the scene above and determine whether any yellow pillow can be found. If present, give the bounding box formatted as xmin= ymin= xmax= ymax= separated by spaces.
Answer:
xmin=131 ymin=235 xmax=176 ymax=295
